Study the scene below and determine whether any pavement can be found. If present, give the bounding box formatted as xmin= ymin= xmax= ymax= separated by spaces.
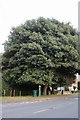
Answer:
xmin=1 ymin=94 xmax=78 ymax=118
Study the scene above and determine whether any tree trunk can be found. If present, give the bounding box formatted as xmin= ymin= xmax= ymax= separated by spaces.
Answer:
xmin=10 ymin=89 xmax=13 ymax=97
xmin=61 ymin=90 xmax=63 ymax=95
xmin=43 ymin=85 xmax=48 ymax=96
xmin=10 ymin=86 xmax=13 ymax=97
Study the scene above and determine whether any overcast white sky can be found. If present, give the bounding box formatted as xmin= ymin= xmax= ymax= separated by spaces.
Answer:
xmin=0 ymin=0 xmax=79 ymax=53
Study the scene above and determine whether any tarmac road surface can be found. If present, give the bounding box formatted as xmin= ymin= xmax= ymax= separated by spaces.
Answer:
xmin=2 ymin=94 xmax=78 ymax=118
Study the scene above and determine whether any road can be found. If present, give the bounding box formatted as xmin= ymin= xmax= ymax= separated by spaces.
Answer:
xmin=2 ymin=94 xmax=78 ymax=118
xmin=0 ymin=104 xmax=2 ymax=120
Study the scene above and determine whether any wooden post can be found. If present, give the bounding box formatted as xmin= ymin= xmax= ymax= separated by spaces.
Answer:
xmin=3 ymin=90 xmax=6 ymax=96
xmin=13 ymin=90 xmax=15 ymax=96
xmin=19 ymin=91 xmax=21 ymax=96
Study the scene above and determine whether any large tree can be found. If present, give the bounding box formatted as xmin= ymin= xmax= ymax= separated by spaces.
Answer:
xmin=2 ymin=17 xmax=79 ymax=95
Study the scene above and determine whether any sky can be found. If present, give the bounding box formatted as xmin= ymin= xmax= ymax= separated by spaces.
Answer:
xmin=0 ymin=0 xmax=79 ymax=53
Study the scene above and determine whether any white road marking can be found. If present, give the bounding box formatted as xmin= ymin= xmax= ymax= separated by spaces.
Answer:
xmin=34 ymin=109 xmax=49 ymax=114
xmin=74 ymin=98 xmax=78 ymax=100
xmin=19 ymin=102 xmax=24 ymax=104
xmin=25 ymin=102 xmax=29 ymax=103
xmin=34 ymin=106 xmax=56 ymax=114
xmin=2 ymin=100 xmax=42 ymax=108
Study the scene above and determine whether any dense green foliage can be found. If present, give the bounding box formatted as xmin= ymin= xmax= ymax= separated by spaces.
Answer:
xmin=2 ymin=17 xmax=79 ymax=95
xmin=0 ymin=53 xmax=2 ymax=96
xmin=78 ymin=34 xmax=80 ymax=74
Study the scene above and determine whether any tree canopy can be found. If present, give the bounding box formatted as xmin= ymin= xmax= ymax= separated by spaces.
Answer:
xmin=2 ymin=17 xmax=79 ymax=94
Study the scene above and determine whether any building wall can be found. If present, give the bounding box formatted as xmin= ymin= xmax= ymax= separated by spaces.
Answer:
xmin=71 ymin=74 xmax=80 ymax=89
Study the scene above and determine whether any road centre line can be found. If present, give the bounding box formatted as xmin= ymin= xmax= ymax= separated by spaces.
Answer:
xmin=34 ymin=106 xmax=56 ymax=114
xmin=34 ymin=109 xmax=49 ymax=114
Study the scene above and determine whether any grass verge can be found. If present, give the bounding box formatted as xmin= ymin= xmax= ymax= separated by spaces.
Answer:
xmin=1 ymin=93 xmax=78 ymax=103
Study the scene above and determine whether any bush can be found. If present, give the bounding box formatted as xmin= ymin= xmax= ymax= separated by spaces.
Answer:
xmin=65 ymin=86 xmax=69 ymax=91
xmin=74 ymin=90 xmax=80 ymax=93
